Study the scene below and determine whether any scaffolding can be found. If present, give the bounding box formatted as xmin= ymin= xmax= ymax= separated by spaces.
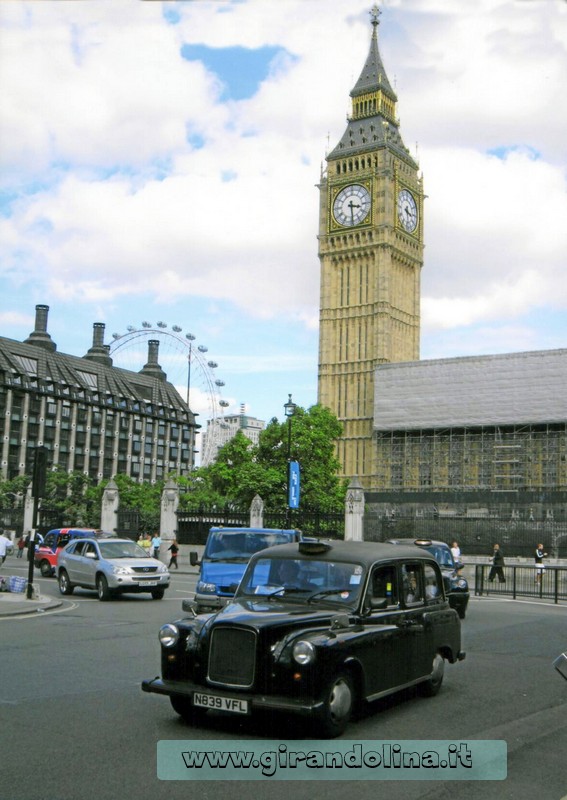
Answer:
xmin=375 ymin=423 xmax=567 ymax=493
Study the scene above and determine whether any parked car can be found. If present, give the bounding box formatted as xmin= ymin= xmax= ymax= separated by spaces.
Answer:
xmin=57 ymin=537 xmax=170 ymax=600
xmin=388 ymin=539 xmax=470 ymax=619
xmin=189 ymin=527 xmax=304 ymax=612
xmin=387 ymin=538 xmax=470 ymax=619
xmin=142 ymin=540 xmax=465 ymax=737
xmin=34 ymin=528 xmax=115 ymax=577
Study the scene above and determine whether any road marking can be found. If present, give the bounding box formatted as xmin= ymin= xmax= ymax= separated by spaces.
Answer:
xmin=0 ymin=601 xmax=79 ymax=620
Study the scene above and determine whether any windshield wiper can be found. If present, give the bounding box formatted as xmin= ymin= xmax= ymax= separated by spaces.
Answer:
xmin=307 ymin=588 xmax=353 ymax=604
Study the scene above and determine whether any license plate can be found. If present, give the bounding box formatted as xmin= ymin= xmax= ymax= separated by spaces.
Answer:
xmin=139 ymin=580 xmax=158 ymax=586
xmin=193 ymin=692 xmax=249 ymax=714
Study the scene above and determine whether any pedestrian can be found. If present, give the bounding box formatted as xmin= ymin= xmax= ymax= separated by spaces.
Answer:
xmin=450 ymin=540 xmax=463 ymax=574
xmin=17 ymin=535 xmax=26 ymax=558
xmin=0 ymin=531 xmax=12 ymax=565
xmin=535 ymin=543 xmax=548 ymax=584
xmin=151 ymin=533 xmax=162 ymax=560
xmin=168 ymin=538 xmax=179 ymax=569
xmin=488 ymin=544 xmax=506 ymax=583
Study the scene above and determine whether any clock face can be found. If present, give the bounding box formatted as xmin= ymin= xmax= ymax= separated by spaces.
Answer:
xmin=397 ymin=188 xmax=418 ymax=232
xmin=333 ymin=184 xmax=371 ymax=227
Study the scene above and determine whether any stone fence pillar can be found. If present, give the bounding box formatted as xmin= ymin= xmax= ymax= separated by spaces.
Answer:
xmin=344 ymin=477 xmax=364 ymax=541
xmin=160 ymin=478 xmax=179 ymax=545
xmin=100 ymin=479 xmax=119 ymax=533
xmin=250 ymin=494 xmax=264 ymax=528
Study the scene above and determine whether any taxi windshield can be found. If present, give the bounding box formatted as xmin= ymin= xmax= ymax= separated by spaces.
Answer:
xmin=237 ymin=557 xmax=364 ymax=606
xmin=425 ymin=545 xmax=455 ymax=568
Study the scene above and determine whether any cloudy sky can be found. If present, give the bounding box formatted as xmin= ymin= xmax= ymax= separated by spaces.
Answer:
xmin=1 ymin=0 xmax=566 ymax=437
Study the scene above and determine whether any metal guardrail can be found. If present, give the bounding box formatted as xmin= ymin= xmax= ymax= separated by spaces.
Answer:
xmin=475 ymin=563 xmax=567 ymax=604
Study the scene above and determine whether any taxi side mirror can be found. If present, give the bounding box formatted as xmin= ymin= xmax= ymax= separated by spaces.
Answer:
xmin=189 ymin=551 xmax=200 ymax=567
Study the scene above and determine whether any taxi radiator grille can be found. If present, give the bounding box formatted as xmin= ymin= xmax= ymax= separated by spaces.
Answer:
xmin=208 ymin=627 xmax=256 ymax=687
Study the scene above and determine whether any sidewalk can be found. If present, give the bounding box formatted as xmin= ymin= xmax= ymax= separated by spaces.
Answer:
xmin=0 ymin=591 xmax=63 ymax=617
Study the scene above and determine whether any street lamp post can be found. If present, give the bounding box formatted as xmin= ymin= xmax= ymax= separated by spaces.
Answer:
xmin=284 ymin=393 xmax=296 ymax=527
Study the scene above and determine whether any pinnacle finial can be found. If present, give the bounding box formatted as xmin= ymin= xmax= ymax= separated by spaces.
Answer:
xmin=370 ymin=4 xmax=381 ymax=34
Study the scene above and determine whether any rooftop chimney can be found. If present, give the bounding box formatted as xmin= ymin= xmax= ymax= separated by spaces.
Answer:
xmin=84 ymin=322 xmax=113 ymax=366
xmin=24 ymin=304 xmax=56 ymax=352
xmin=139 ymin=339 xmax=167 ymax=381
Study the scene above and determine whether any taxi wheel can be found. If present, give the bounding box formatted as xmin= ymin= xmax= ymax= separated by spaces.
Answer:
xmin=40 ymin=560 xmax=53 ymax=577
xmin=170 ymin=695 xmax=207 ymax=724
xmin=96 ymin=574 xmax=111 ymax=601
xmin=315 ymin=672 xmax=355 ymax=738
xmin=58 ymin=569 xmax=74 ymax=596
xmin=419 ymin=653 xmax=445 ymax=697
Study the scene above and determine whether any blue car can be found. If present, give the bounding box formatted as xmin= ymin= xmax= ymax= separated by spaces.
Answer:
xmin=189 ymin=527 xmax=303 ymax=612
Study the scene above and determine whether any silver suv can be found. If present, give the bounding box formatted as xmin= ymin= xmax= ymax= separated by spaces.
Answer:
xmin=57 ymin=537 xmax=170 ymax=601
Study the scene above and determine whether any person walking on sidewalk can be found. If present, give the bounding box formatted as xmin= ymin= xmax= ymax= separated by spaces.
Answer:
xmin=151 ymin=533 xmax=162 ymax=560
xmin=535 ymin=543 xmax=548 ymax=584
xmin=488 ymin=544 xmax=506 ymax=583
xmin=0 ymin=531 xmax=12 ymax=565
xmin=167 ymin=538 xmax=179 ymax=570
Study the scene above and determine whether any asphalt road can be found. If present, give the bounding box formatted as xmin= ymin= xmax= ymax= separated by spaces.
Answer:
xmin=1 ymin=564 xmax=566 ymax=800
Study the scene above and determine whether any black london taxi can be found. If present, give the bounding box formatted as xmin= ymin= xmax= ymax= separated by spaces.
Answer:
xmin=142 ymin=540 xmax=465 ymax=738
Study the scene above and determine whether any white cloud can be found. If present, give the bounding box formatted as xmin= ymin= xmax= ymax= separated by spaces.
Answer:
xmin=1 ymin=0 xmax=567 ymax=390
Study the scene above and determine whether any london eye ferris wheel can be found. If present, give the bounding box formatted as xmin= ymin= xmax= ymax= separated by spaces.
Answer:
xmin=107 ymin=322 xmax=229 ymax=466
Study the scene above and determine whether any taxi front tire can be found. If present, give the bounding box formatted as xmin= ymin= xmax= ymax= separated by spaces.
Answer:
xmin=314 ymin=672 xmax=355 ymax=738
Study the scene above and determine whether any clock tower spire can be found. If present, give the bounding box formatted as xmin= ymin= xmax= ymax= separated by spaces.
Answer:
xmin=317 ymin=5 xmax=424 ymax=489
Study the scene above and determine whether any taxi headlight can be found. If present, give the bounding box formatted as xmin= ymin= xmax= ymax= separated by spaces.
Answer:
xmin=292 ymin=640 xmax=315 ymax=665
xmin=159 ymin=623 xmax=179 ymax=648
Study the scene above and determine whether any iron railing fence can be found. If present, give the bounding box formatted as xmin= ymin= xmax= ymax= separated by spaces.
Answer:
xmin=175 ymin=507 xmax=345 ymax=546
xmin=116 ymin=510 xmax=141 ymax=541
xmin=176 ymin=507 xmax=250 ymax=546
xmin=475 ymin=563 xmax=567 ymax=604
xmin=363 ymin=514 xmax=567 ymax=558
xmin=263 ymin=509 xmax=344 ymax=540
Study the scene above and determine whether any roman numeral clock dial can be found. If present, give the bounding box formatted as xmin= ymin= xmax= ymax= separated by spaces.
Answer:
xmin=333 ymin=184 xmax=371 ymax=227
xmin=397 ymin=188 xmax=418 ymax=233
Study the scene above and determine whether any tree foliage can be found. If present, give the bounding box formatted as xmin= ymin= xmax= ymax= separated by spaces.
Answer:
xmin=0 ymin=404 xmax=347 ymax=525
xmin=178 ymin=404 xmax=347 ymax=512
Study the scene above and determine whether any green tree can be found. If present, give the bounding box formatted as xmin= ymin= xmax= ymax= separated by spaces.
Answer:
xmin=256 ymin=404 xmax=347 ymax=511
xmin=177 ymin=404 xmax=347 ymax=513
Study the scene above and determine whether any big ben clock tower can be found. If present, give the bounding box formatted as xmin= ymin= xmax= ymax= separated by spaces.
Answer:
xmin=317 ymin=5 xmax=423 ymax=489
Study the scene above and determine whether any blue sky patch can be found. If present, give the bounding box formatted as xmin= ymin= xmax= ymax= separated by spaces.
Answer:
xmin=487 ymin=145 xmax=541 ymax=161
xmin=162 ymin=6 xmax=181 ymax=26
xmin=187 ymin=132 xmax=205 ymax=149
xmin=181 ymin=44 xmax=287 ymax=100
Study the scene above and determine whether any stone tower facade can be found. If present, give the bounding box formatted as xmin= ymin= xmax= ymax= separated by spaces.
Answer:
xmin=317 ymin=5 xmax=424 ymax=489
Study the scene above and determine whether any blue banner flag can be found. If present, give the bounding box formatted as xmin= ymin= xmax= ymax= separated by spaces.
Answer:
xmin=288 ymin=461 xmax=300 ymax=509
